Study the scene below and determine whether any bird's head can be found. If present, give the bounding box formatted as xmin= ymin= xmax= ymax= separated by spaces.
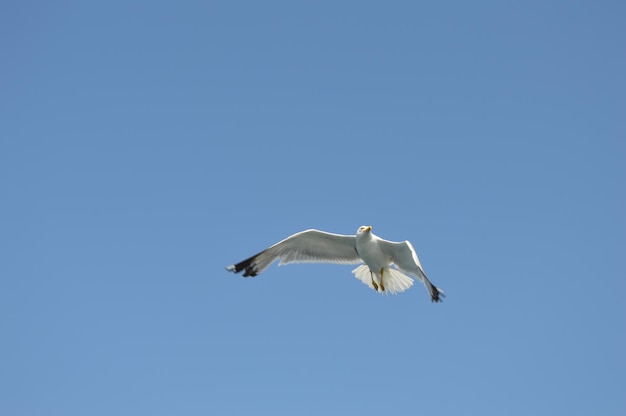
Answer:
xmin=357 ymin=225 xmax=372 ymax=234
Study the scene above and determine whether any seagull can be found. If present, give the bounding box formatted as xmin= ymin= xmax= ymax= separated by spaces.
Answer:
xmin=226 ymin=225 xmax=444 ymax=302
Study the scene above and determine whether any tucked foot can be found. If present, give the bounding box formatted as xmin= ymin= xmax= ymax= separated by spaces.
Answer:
xmin=379 ymin=268 xmax=386 ymax=292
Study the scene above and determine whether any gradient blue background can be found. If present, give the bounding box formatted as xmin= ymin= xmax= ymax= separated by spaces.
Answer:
xmin=2 ymin=1 xmax=624 ymax=415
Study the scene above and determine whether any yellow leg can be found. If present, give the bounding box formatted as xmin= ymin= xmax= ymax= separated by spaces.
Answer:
xmin=379 ymin=268 xmax=386 ymax=292
xmin=370 ymin=271 xmax=379 ymax=291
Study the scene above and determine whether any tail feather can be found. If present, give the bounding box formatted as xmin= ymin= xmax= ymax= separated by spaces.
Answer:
xmin=352 ymin=265 xmax=414 ymax=294
xmin=352 ymin=265 xmax=376 ymax=291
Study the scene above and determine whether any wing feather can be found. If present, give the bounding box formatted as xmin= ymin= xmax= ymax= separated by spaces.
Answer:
xmin=378 ymin=239 xmax=445 ymax=302
xmin=226 ymin=229 xmax=361 ymax=277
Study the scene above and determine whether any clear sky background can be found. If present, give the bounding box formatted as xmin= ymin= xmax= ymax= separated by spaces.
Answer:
xmin=1 ymin=1 xmax=624 ymax=415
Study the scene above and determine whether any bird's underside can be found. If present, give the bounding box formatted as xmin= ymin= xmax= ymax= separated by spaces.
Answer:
xmin=226 ymin=227 xmax=445 ymax=302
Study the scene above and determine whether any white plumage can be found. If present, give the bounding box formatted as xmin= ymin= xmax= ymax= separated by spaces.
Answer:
xmin=226 ymin=225 xmax=444 ymax=302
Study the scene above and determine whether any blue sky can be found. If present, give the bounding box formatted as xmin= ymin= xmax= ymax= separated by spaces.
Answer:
xmin=1 ymin=1 xmax=624 ymax=415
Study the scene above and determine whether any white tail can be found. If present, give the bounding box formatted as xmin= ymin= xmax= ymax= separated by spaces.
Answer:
xmin=352 ymin=265 xmax=414 ymax=294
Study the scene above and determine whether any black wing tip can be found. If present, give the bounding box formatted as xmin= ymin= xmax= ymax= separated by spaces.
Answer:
xmin=226 ymin=255 xmax=260 ymax=277
xmin=428 ymin=282 xmax=445 ymax=303
xmin=431 ymin=291 xmax=445 ymax=303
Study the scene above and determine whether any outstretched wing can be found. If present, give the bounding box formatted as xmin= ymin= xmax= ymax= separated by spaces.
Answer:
xmin=378 ymin=239 xmax=445 ymax=302
xmin=226 ymin=229 xmax=362 ymax=277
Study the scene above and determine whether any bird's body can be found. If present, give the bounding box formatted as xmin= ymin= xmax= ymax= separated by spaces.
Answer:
xmin=355 ymin=228 xmax=391 ymax=291
xmin=226 ymin=225 xmax=444 ymax=302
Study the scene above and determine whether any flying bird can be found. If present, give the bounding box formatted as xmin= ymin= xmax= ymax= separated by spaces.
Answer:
xmin=226 ymin=225 xmax=444 ymax=302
